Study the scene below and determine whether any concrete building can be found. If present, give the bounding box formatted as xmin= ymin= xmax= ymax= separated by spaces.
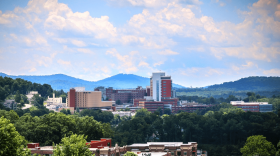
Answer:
xmin=230 ymin=101 xmax=273 ymax=112
xmin=150 ymin=72 xmax=177 ymax=101
xmin=27 ymin=140 xmax=199 ymax=156
xmin=126 ymin=142 xmax=198 ymax=156
xmin=67 ymin=87 xmax=113 ymax=109
xmin=94 ymin=86 xmax=107 ymax=100
xmin=45 ymin=93 xmax=62 ymax=104
xmin=112 ymin=111 xmax=136 ymax=117
xmin=3 ymin=100 xmax=17 ymax=110
xmin=26 ymin=91 xmax=41 ymax=104
xmin=150 ymin=72 xmax=170 ymax=101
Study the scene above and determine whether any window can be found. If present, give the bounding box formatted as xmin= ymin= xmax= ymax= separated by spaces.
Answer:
xmin=171 ymin=152 xmax=174 ymax=155
xmin=163 ymin=84 xmax=166 ymax=86
xmin=163 ymin=81 xmax=166 ymax=83
xmin=184 ymin=152 xmax=187 ymax=155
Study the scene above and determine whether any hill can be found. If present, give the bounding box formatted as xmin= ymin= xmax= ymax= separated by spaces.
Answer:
xmin=0 ymin=73 xmax=186 ymax=91
xmin=176 ymin=76 xmax=280 ymax=98
xmin=207 ymin=76 xmax=280 ymax=91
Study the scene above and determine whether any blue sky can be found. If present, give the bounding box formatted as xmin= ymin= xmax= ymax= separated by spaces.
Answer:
xmin=0 ymin=0 xmax=279 ymax=87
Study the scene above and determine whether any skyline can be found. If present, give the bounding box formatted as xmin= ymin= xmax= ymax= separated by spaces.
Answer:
xmin=0 ymin=0 xmax=280 ymax=87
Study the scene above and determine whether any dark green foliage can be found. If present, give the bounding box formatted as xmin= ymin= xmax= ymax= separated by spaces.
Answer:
xmin=113 ymin=108 xmax=280 ymax=156
xmin=10 ymin=111 xmax=109 ymax=146
xmin=164 ymin=108 xmax=171 ymax=115
xmin=207 ymin=76 xmax=280 ymax=91
xmin=15 ymin=91 xmax=21 ymax=103
xmin=79 ymin=109 xmax=114 ymax=123
xmin=0 ymin=76 xmax=54 ymax=101
xmin=60 ymin=108 xmax=71 ymax=115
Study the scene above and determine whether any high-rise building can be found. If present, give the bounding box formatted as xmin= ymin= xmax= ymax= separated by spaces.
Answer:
xmin=150 ymin=72 xmax=172 ymax=101
xmin=67 ymin=87 xmax=113 ymax=109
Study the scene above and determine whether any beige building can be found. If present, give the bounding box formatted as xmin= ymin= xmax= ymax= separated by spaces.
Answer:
xmin=46 ymin=93 xmax=62 ymax=104
xmin=67 ymin=87 xmax=113 ymax=109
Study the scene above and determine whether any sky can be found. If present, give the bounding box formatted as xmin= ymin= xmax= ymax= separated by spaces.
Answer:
xmin=0 ymin=0 xmax=279 ymax=87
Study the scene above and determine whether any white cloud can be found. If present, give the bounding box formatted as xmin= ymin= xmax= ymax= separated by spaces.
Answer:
xmin=158 ymin=49 xmax=179 ymax=55
xmin=71 ymin=39 xmax=86 ymax=47
xmin=106 ymin=0 xmax=202 ymax=7
xmin=57 ymin=59 xmax=71 ymax=66
xmin=153 ymin=61 xmax=164 ymax=67
xmin=77 ymin=48 xmax=94 ymax=54
xmin=35 ymin=53 xmax=57 ymax=67
xmin=138 ymin=61 xmax=150 ymax=67
xmin=29 ymin=67 xmax=37 ymax=72
xmin=105 ymin=48 xmax=153 ymax=73
xmin=263 ymin=68 xmax=280 ymax=76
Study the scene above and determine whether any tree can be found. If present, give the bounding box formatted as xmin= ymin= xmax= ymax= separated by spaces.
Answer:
xmin=31 ymin=94 xmax=44 ymax=108
xmin=116 ymin=99 xmax=121 ymax=105
xmin=125 ymin=107 xmax=130 ymax=111
xmin=60 ymin=108 xmax=68 ymax=115
xmin=15 ymin=90 xmax=21 ymax=103
xmin=240 ymin=135 xmax=276 ymax=156
xmin=155 ymin=107 xmax=163 ymax=116
xmin=53 ymin=134 xmax=93 ymax=156
xmin=164 ymin=108 xmax=171 ymax=115
xmin=0 ymin=117 xmax=31 ymax=156
xmin=123 ymin=151 xmax=138 ymax=156
xmin=209 ymin=96 xmax=216 ymax=104
xmin=276 ymin=141 xmax=280 ymax=156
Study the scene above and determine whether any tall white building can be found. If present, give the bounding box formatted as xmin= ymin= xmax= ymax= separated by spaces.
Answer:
xmin=150 ymin=72 xmax=173 ymax=102
xmin=151 ymin=72 xmax=165 ymax=101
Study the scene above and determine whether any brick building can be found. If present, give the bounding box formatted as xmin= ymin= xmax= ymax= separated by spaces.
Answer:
xmin=106 ymin=86 xmax=147 ymax=104
xmin=28 ymin=141 xmax=198 ymax=156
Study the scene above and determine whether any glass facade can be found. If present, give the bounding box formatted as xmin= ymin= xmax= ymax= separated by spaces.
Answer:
xmin=259 ymin=104 xmax=273 ymax=112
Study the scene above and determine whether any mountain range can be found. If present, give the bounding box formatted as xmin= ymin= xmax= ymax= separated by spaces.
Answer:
xmin=0 ymin=73 xmax=186 ymax=91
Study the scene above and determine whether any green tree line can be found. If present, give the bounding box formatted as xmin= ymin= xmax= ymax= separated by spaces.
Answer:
xmin=0 ymin=110 xmax=113 ymax=146
xmin=113 ymin=107 xmax=280 ymax=156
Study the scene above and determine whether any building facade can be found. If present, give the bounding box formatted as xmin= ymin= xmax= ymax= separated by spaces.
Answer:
xmin=67 ymin=87 xmax=113 ymax=109
xmin=230 ymin=101 xmax=273 ymax=112
xmin=106 ymin=86 xmax=147 ymax=104
xmin=28 ymin=141 xmax=198 ymax=156
xmin=150 ymin=72 xmax=175 ymax=102
xmin=126 ymin=142 xmax=198 ymax=156
xmin=45 ymin=93 xmax=63 ymax=104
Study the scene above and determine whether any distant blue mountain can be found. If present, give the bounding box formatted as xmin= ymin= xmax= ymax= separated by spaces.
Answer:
xmin=0 ymin=73 xmax=186 ymax=91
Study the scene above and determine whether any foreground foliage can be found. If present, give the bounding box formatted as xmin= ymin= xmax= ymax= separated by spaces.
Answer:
xmin=53 ymin=134 xmax=93 ymax=156
xmin=0 ymin=117 xmax=31 ymax=156
xmin=240 ymin=135 xmax=276 ymax=156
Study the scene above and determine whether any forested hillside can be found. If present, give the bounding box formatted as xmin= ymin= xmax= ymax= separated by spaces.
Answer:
xmin=208 ymin=76 xmax=280 ymax=91
xmin=0 ymin=76 xmax=53 ymax=101
xmin=176 ymin=76 xmax=280 ymax=98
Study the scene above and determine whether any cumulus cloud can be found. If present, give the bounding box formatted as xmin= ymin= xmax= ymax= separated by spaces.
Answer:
xmin=158 ymin=49 xmax=179 ymax=55
xmin=71 ymin=39 xmax=86 ymax=47
xmin=57 ymin=59 xmax=71 ymax=66
xmin=77 ymin=48 xmax=94 ymax=54
xmin=106 ymin=0 xmax=202 ymax=7
xmin=263 ymin=68 xmax=280 ymax=76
